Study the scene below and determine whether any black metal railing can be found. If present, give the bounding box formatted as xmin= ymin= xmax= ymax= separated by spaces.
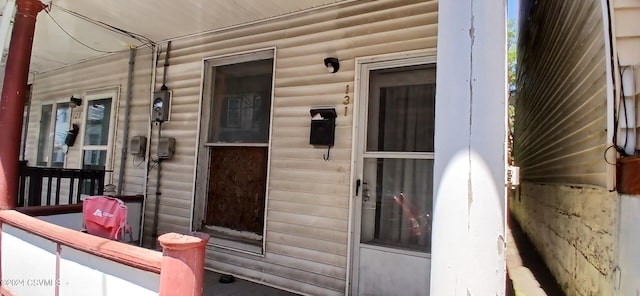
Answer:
xmin=17 ymin=161 xmax=107 ymax=207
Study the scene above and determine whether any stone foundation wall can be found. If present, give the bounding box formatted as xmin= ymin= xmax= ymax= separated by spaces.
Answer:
xmin=509 ymin=183 xmax=618 ymax=296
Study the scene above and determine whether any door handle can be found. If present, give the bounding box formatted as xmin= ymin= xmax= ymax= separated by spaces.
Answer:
xmin=356 ymin=179 xmax=361 ymax=196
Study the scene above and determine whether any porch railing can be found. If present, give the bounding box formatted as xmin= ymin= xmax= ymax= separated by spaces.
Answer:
xmin=0 ymin=209 xmax=209 ymax=296
xmin=17 ymin=161 xmax=106 ymax=207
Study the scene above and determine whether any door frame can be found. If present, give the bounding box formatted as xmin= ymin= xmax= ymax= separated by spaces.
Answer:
xmin=348 ymin=49 xmax=437 ymax=295
xmin=78 ymin=87 xmax=120 ymax=186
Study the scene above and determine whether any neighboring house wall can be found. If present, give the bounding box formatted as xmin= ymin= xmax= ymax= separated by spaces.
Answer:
xmin=143 ymin=1 xmax=437 ymax=294
xmin=512 ymin=0 xmax=617 ymax=295
xmin=514 ymin=0 xmax=609 ymax=187
xmin=613 ymin=1 xmax=640 ymax=295
xmin=510 ymin=183 xmax=617 ymax=295
xmin=25 ymin=48 xmax=153 ymax=196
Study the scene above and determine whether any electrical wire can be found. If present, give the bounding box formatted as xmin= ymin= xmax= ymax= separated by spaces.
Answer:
xmin=604 ymin=145 xmax=618 ymax=165
xmin=603 ymin=0 xmax=628 ymax=162
xmin=51 ymin=4 xmax=158 ymax=50
xmin=620 ymin=65 xmax=631 ymax=152
xmin=612 ymin=64 xmax=632 ymax=157
xmin=44 ymin=9 xmax=116 ymax=54
xmin=45 ymin=3 xmax=164 ymax=75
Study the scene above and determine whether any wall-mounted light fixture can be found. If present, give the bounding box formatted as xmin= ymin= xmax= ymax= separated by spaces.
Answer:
xmin=69 ymin=96 xmax=82 ymax=108
xmin=324 ymin=57 xmax=340 ymax=73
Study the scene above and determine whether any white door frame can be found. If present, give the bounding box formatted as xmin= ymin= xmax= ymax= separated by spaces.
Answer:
xmin=348 ymin=49 xmax=437 ymax=295
xmin=78 ymin=87 xmax=120 ymax=185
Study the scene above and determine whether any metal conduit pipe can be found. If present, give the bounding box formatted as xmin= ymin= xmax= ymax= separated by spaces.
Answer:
xmin=117 ymin=47 xmax=137 ymax=196
xmin=151 ymin=40 xmax=171 ymax=249
xmin=151 ymin=123 xmax=163 ymax=249
xmin=140 ymin=44 xmax=160 ymax=246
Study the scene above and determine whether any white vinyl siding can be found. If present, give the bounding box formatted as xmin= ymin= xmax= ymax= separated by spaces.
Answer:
xmin=149 ymin=0 xmax=437 ymax=294
xmin=26 ymin=48 xmax=153 ymax=196
xmin=614 ymin=0 xmax=640 ymax=66
xmin=515 ymin=0 xmax=608 ymax=187
xmin=613 ymin=1 xmax=640 ymax=152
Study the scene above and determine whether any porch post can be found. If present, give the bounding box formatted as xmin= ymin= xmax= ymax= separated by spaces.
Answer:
xmin=0 ymin=0 xmax=44 ymax=210
xmin=158 ymin=232 xmax=209 ymax=296
xmin=430 ymin=0 xmax=507 ymax=295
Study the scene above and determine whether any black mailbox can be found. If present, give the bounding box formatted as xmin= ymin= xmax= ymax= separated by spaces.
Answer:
xmin=309 ymin=108 xmax=337 ymax=146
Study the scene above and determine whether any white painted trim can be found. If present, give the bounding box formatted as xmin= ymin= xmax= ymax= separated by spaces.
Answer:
xmin=201 ymin=47 xmax=277 ymax=67
xmin=345 ymin=56 xmax=361 ymax=296
xmin=78 ymin=86 xmax=121 ymax=185
xmin=35 ymin=98 xmax=73 ymax=168
xmin=353 ymin=49 xmax=438 ymax=69
xmin=262 ymin=46 xmax=278 ymax=254
xmin=349 ymin=58 xmax=371 ymax=296
xmin=601 ymin=0 xmax=619 ymax=191
xmin=207 ymin=239 xmax=264 ymax=257
xmin=359 ymin=243 xmax=431 ymax=259
xmin=189 ymin=45 xmax=206 ymax=233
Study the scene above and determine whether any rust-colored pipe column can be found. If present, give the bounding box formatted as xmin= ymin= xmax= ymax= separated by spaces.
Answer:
xmin=158 ymin=232 xmax=209 ymax=296
xmin=0 ymin=0 xmax=45 ymax=210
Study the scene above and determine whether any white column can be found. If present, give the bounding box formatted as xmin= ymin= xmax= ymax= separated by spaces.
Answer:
xmin=430 ymin=0 xmax=507 ymax=295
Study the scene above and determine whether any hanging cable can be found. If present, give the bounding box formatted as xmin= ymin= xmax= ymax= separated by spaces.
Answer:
xmin=604 ymin=0 xmax=627 ymax=159
xmin=160 ymin=41 xmax=171 ymax=91
xmin=619 ymin=64 xmax=631 ymax=153
xmin=44 ymin=9 xmax=116 ymax=54
xmin=50 ymin=3 xmax=158 ymax=50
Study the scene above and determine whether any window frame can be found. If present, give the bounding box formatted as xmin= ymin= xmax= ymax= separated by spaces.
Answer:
xmin=192 ymin=48 xmax=276 ymax=255
xmin=36 ymin=99 xmax=72 ymax=168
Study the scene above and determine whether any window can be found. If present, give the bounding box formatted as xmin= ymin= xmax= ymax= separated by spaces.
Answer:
xmin=209 ymin=59 xmax=272 ymax=143
xmin=360 ymin=64 xmax=436 ymax=253
xmin=196 ymin=50 xmax=274 ymax=252
xmin=36 ymin=102 xmax=71 ymax=167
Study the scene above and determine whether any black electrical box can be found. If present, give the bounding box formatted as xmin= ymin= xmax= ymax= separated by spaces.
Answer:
xmin=309 ymin=108 xmax=337 ymax=146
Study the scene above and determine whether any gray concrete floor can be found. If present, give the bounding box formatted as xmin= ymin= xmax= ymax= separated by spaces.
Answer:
xmin=507 ymin=215 xmax=565 ymax=296
xmin=203 ymin=270 xmax=299 ymax=296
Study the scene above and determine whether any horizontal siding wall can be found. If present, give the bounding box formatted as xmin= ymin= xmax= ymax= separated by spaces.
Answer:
xmin=27 ymin=48 xmax=153 ymax=200
xmin=144 ymin=0 xmax=438 ymax=295
xmin=515 ymin=0 xmax=608 ymax=187
xmin=613 ymin=1 xmax=640 ymax=151
xmin=614 ymin=0 xmax=640 ymax=66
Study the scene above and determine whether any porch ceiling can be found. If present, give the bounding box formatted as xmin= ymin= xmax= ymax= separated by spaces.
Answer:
xmin=0 ymin=0 xmax=348 ymax=74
